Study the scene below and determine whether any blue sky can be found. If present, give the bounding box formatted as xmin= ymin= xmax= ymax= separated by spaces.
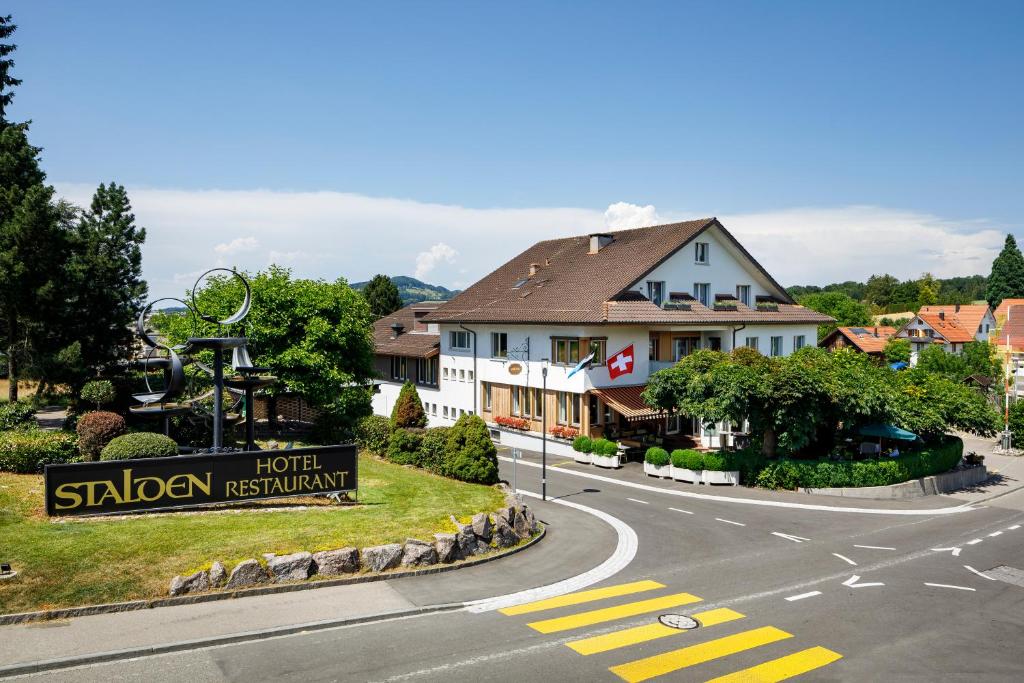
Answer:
xmin=8 ymin=2 xmax=1023 ymax=296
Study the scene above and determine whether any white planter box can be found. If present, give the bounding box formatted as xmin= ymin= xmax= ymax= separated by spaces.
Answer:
xmin=644 ymin=462 xmax=671 ymax=478
xmin=574 ymin=451 xmax=592 ymax=464
xmin=703 ymin=470 xmax=739 ymax=486
xmin=592 ymin=454 xmax=621 ymax=469
xmin=671 ymin=466 xmax=702 ymax=483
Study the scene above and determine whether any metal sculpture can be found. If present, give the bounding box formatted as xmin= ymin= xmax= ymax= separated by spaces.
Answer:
xmin=130 ymin=269 xmax=276 ymax=452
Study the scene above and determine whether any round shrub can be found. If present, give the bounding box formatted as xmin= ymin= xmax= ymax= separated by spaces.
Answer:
xmin=419 ymin=426 xmax=452 ymax=474
xmin=572 ymin=435 xmax=593 ymax=453
xmin=669 ymin=449 xmax=687 ymax=468
xmin=386 ymin=427 xmax=424 ymax=466
xmin=0 ymin=430 xmax=78 ymax=473
xmin=445 ymin=414 xmax=499 ymax=484
xmin=645 ymin=447 xmax=669 ymax=467
xmin=671 ymin=449 xmax=703 ymax=470
xmin=80 ymin=380 xmax=116 ymax=409
xmin=391 ymin=381 xmax=427 ymax=429
xmin=355 ymin=414 xmax=392 ymax=455
xmin=0 ymin=401 xmax=36 ymax=430
xmin=599 ymin=439 xmax=619 ymax=456
xmin=100 ymin=432 xmax=179 ymax=460
xmin=76 ymin=411 xmax=127 ymax=461
xmin=702 ymin=452 xmax=727 ymax=471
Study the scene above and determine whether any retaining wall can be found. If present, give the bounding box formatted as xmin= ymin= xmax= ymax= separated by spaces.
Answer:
xmin=799 ymin=465 xmax=989 ymax=499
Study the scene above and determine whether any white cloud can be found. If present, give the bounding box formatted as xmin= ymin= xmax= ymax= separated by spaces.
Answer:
xmin=415 ymin=243 xmax=458 ymax=279
xmin=51 ymin=184 xmax=1006 ymax=299
xmin=604 ymin=201 xmax=661 ymax=230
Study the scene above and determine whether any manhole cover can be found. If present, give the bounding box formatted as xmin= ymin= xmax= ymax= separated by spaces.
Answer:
xmin=659 ymin=614 xmax=698 ymax=630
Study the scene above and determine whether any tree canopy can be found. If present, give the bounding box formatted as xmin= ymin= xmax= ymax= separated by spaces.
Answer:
xmin=986 ymin=234 xmax=1024 ymax=310
xmin=797 ymin=291 xmax=872 ymax=340
xmin=361 ymin=274 xmax=403 ymax=318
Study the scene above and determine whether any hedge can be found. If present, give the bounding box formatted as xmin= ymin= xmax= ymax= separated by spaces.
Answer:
xmin=355 ymin=415 xmax=391 ymax=455
xmin=754 ymin=436 xmax=964 ymax=490
xmin=671 ymin=449 xmax=703 ymax=469
xmin=0 ymin=401 xmax=36 ymax=431
xmin=0 ymin=430 xmax=78 ymax=473
xmin=645 ymin=447 xmax=669 ymax=466
xmin=100 ymin=432 xmax=179 ymax=460
xmin=387 ymin=428 xmax=425 ymax=466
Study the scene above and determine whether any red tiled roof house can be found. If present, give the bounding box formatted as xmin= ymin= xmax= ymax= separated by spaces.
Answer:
xmin=894 ymin=304 xmax=995 ymax=365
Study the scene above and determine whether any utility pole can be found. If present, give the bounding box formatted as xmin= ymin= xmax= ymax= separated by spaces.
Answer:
xmin=541 ymin=360 xmax=548 ymax=501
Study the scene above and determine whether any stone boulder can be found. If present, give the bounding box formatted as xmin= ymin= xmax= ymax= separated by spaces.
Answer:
xmin=312 ymin=548 xmax=360 ymax=576
xmin=209 ymin=561 xmax=227 ymax=587
xmin=495 ymin=505 xmax=516 ymax=525
xmin=512 ymin=509 xmax=532 ymax=540
xmin=451 ymin=516 xmax=487 ymax=557
xmin=361 ymin=543 xmax=403 ymax=572
xmin=268 ymin=551 xmax=314 ymax=582
xmin=522 ymin=506 xmax=538 ymax=533
xmin=401 ymin=539 xmax=439 ymax=567
xmin=225 ymin=559 xmax=269 ymax=590
xmin=471 ymin=512 xmax=493 ymax=542
xmin=169 ymin=570 xmax=210 ymax=596
xmin=493 ymin=517 xmax=519 ymax=548
xmin=434 ymin=533 xmax=461 ymax=563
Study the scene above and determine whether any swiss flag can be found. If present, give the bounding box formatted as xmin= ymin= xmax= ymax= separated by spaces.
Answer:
xmin=607 ymin=344 xmax=635 ymax=380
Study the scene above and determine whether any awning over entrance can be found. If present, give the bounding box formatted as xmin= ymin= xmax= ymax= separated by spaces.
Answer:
xmin=591 ymin=385 xmax=663 ymax=422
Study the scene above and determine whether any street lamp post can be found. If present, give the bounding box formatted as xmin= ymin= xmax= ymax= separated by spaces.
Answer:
xmin=541 ymin=360 xmax=548 ymax=501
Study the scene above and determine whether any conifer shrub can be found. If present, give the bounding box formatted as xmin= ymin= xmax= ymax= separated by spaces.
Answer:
xmin=445 ymin=414 xmax=499 ymax=484
xmin=100 ymin=432 xmax=179 ymax=460
xmin=387 ymin=428 xmax=425 ymax=466
xmin=390 ymin=381 xmax=427 ymax=429
xmin=76 ymin=411 xmax=127 ymax=461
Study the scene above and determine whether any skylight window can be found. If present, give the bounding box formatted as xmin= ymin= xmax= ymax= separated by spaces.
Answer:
xmin=513 ymin=278 xmax=529 ymax=289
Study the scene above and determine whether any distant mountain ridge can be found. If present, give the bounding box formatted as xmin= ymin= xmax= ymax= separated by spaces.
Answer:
xmin=351 ymin=275 xmax=461 ymax=305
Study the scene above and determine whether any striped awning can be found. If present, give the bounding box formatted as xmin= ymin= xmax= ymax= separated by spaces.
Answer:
xmin=591 ymin=385 xmax=663 ymax=422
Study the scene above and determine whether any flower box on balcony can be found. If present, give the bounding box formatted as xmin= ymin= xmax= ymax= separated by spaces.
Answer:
xmin=494 ymin=415 xmax=530 ymax=431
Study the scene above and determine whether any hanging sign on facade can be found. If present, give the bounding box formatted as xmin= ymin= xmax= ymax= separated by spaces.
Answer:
xmin=508 ymin=362 xmax=523 ymax=375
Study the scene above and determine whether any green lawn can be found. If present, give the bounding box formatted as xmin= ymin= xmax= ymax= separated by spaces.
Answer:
xmin=0 ymin=452 xmax=504 ymax=615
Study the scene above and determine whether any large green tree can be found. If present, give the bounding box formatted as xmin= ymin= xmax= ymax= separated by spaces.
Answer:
xmin=797 ymin=291 xmax=872 ymax=340
xmin=986 ymin=234 xmax=1024 ymax=310
xmin=361 ymin=274 xmax=403 ymax=318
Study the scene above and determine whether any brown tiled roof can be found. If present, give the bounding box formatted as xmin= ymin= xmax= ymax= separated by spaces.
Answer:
xmin=918 ymin=305 xmax=990 ymax=337
xmin=373 ymin=303 xmax=440 ymax=358
xmin=424 ymin=218 xmax=820 ymax=325
xmin=994 ymin=299 xmax=1024 ymax=325
xmin=913 ymin=311 xmax=975 ymax=343
xmin=820 ymin=326 xmax=896 ymax=354
xmin=998 ymin=304 xmax=1024 ymax=351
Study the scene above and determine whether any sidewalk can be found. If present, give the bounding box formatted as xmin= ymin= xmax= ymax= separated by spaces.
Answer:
xmin=0 ymin=490 xmax=614 ymax=674
xmin=942 ymin=433 xmax=1024 ymax=507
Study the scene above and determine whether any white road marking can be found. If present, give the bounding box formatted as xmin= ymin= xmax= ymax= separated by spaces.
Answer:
xmin=967 ymin=539 xmax=983 ymax=545
xmin=924 ymin=582 xmax=976 ymax=592
xmin=842 ymin=574 xmax=884 ymax=588
xmin=667 ymin=507 xmax=693 ymax=515
xmin=853 ymin=545 xmax=895 ymax=550
xmin=832 ymin=553 xmax=858 ymax=566
xmin=464 ymin=489 xmax=638 ymax=613
xmin=626 ymin=498 xmax=649 ymax=505
xmin=988 ymin=531 xmax=1003 ymax=537
xmin=932 ymin=547 xmax=962 ymax=556
xmin=964 ymin=565 xmax=997 ymax=581
xmin=716 ymin=518 xmax=746 ymax=526
xmin=784 ymin=591 xmax=822 ymax=602
xmin=772 ymin=532 xmax=810 ymax=543
xmin=496 ymin=455 xmax=977 ymax=516
xmin=1009 ymin=525 xmax=1021 ymax=530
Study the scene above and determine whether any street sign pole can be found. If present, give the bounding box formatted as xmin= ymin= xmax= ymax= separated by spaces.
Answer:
xmin=511 ymin=448 xmax=520 ymax=493
xmin=541 ymin=361 xmax=548 ymax=501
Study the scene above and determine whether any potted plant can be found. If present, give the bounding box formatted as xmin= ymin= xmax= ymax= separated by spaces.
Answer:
xmin=670 ymin=449 xmax=703 ymax=483
xmin=591 ymin=438 xmax=622 ymax=468
xmin=644 ymin=447 xmax=671 ymax=478
xmin=572 ymin=435 xmax=594 ymax=464
xmin=702 ymin=452 xmax=739 ymax=485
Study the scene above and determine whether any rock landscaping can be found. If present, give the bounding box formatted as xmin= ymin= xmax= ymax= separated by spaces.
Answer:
xmin=167 ymin=490 xmax=541 ymax=596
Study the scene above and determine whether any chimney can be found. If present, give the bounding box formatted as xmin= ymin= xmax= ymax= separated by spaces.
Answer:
xmin=390 ymin=322 xmax=404 ymax=339
xmin=874 ymin=329 xmax=879 ymax=337
xmin=939 ymin=311 xmax=945 ymax=321
xmin=589 ymin=233 xmax=614 ymax=254
xmin=529 ymin=262 xmax=541 ymax=276
xmin=545 ymin=257 xmax=551 ymax=266
xmin=955 ymin=303 xmax=961 ymax=313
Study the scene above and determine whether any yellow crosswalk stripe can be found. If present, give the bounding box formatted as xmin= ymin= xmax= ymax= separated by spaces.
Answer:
xmin=609 ymin=626 xmax=793 ymax=683
xmin=704 ymin=646 xmax=843 ymax=682
xmin=527 ymin=592 xmax=702 ymax=634
xmin=499 ymin=580 xmax=666 ymax=616
xmin=567 ymin=608 xmax=746 ymax=656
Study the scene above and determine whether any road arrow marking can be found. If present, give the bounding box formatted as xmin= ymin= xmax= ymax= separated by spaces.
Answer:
xmin=924 ymin=582 xmax=976 ymax=591
xmin=964 ymin=565 xmax=997 ymax=581
xmin=853 ymin=545 xmax=895 ymax=550
xmin=772 ymin=532 xmax=810 ymax=543
xmin=932 ymin=547 xmax=962 ymax=556
xmin=784 ymin=591 xmax=822 ymax=601
xmin=842 ymin=575 xmax=884 ymax=588
xmin=832 ymin=553 xmax=857 ymax=566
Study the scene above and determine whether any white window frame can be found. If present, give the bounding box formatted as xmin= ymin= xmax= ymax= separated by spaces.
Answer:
xmin=449 ymin=330 xmax=470 ymax=350
xmin=770 ymin=336 xmax=783 ymax=357
xmin=694 ymin=282 xmax=710 ymax=307
xmin=736 ymin=285 xmax=751 ymax=307
xmin=793 ymin=335 xmax=806 ymax=350
xmin=745 ymin=336 xmax=760 ymax=352
xmin=695 ymin=242 xmax=709 ymax=264
xmin=390 ymin=356 xmax=407 ymax=380
xmin=484 ymin=383 xmax=492 ymax=411
xmin=646 ymin=281 xmax=665 ymax=307
xmin=490 ymin=332 xmax=508 ymax=359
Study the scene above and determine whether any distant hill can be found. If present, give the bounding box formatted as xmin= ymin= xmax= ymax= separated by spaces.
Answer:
xmin=351 ymin=276 xmax=461 ymax=305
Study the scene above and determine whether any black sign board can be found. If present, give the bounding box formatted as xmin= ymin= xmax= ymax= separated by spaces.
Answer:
xmin=44 ymin=445 xmax=357 ymax=516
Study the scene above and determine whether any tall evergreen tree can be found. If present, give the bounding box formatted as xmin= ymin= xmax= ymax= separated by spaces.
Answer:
xmin=986 ymin=234 xmax=1024 ymax=310
xmin=362 ymin=274 xmax=403 ymax=318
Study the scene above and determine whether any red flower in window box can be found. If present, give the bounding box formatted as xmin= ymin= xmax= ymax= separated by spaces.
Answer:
xmin=549 ymin=425 xmax=579 ymax=439
xmin=495 ymin=415 xmax=530 ymax=430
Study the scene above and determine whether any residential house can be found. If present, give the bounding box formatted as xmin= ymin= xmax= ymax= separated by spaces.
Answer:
xmin=894 ymin=304 xmax=995 ymax=365
xmin=371 ymin=302 xmax=443 ymax=421
xmin=374 ymin=218 xmax=831 ymax=456
xmin=819 ymin=326 xmax=896 ymax=357
xmin=994 ymin=298 xmax=1024 ymax=327
xmin=995 ymin=302 xmax=1024 ymax=397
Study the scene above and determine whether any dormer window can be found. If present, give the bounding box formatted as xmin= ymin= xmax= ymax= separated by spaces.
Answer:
xmin=695 ymin=242 xmax=709 ymax=264
xmin=646 ymin=281 xmax=665 ymax=307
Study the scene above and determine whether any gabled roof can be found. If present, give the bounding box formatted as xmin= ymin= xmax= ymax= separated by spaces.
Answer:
xmin=918 ymin=305 xmax=991 ymax=336
xmin=820 ymin=326 xmax=896 ymax=354
xmin=912 ymin=311 xmax=975 ymax=343
xmin=994 ymin=299 xmax=1024 ymax=325
xmin=998 ymin=304 xmax=1024 ymax=352
xmin=373 ymin=303 xmax=441 ymax=358
xmin=424 ymin=219 xmax=828 ymax=326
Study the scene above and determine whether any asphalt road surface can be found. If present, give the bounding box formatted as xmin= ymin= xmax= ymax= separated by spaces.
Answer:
xmin=11 ymin=452 xmax=1024 ymax=682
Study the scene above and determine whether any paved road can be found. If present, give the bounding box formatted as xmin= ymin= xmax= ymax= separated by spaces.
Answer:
xmin=9 ymin=452 xmax=1024 ymax=682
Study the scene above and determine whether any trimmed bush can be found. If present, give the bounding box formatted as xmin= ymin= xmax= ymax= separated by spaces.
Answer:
xmin=100 ymin=432 xmax=179 ymax=460
xmin=80 ymin=380 xmax=116 ymax=410
xmin=572 ymin=436 xmax=594 ymax=453
xmin=0 ymin=430 xmax=78 ymax=473
xmin=387 ymin=428 xmax=425 ymax=466
xmin=76 ymin=411 xmax=127 ymax=461
xmin=445 ymin=414 xmax=499 ymax=484
xmin=724 ymin=449 xmax=766 ymax=483
xmin=355 ymin=414 xmax=392 ymax=455
xmin=645 ymin=447 xmax=670 ymax=467
xmin=670 ymin=449 xmax=703 ymax=470
xmin=391 ymin=381 xmax=427 ymax=429
xmin=419 ymin=426 xmax=451 ymax=474
xmin=590 ymin=438 xmax=618 ymax=456
xmin=702 ymin=452 xmax=727 ymax=472
xmin=0 ymin=401 xmax=36 ymax=431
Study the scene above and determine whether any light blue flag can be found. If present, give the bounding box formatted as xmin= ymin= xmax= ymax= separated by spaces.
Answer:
xmin=567 ymin=351 xmax=596 ymax=378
